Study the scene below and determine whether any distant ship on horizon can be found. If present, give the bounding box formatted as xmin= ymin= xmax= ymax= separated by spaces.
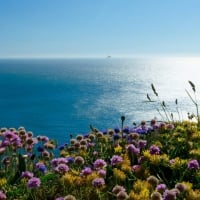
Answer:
xmin=107 ymin=56 xmax=111 ymax=58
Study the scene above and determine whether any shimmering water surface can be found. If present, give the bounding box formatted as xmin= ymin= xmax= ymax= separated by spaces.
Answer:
xmin=0 ymin=57 xmax=199 ymax=144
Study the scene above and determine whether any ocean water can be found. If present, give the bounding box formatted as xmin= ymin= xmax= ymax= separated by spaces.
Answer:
xmin=0 ymin=57 xmax=200 ymax=144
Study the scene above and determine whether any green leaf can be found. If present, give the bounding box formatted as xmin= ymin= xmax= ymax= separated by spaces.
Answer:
xmin=8 ymin=154 xmax=26 ymax=185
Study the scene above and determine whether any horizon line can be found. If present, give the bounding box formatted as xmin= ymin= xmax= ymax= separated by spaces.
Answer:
xmin=1 ymin=54 xmax=200 ymax=60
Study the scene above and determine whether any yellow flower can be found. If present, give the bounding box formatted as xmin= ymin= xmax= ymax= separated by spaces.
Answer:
xmin=191 ymin=131 xmax=200 ymax=140
xmin=149 ymin=155 xmax=160 ymax=165
xmin=190 ymin=149 xmax=200 ymax=158
xmin=59 ymin=150 xmax=69 ymax=157
xmin=85 ymin=172 xmax=99 ymax=184
xmin=177 ymin=137 xmax=185 ymax=143
xmin=79 ymin=150 xmax=87 ymax=157
xmin=75 ymin=176 xmax=83 ymax=186
xmin=133 ymin=180 xmax=151 ymax=193
xmin=62 ymin=173 xmax=77 ymax=185
xmin=114 ymin=145 xmax=122 ymax=153
xmin=148 ymin=154 xmax=169 ymax=166
xmin=181 ymin=181 xmax=193 ymax=192
xmin=113 ymin=168 xmax=126 ymax=181
xmin=120 ymin=154 xmax=131 ymax=173
xmin=143 ymin=169 xmax=151 ymax=179
xmin=188 ymin=190 xmax=200 ymax=200
xmin=122 ymin=154 xmax=131 ymax=166
xmin=143 ymin=150 xmax=151 ymax=160
xmin=170 ymin=157 xmax=187 ymax=169
xmin=129 ymin=188 xmax=150 ymax=200
xmin=0 ymin=178 xmax=6 ymax=187
xmin=71 ymin=169 xmax=80 ymax=176
xmin=159 ymin=154 xmax=170 ymax=165
xmin=121 ymin=164 xmax=131 ymax=173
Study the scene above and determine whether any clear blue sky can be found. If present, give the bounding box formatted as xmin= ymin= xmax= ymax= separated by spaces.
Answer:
xmin=0 ymin=0 xmax=200 ymax=58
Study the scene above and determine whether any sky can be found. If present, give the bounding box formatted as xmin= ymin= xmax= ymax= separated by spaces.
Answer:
xmin=0 ymin=0 xmax=200 ymax=58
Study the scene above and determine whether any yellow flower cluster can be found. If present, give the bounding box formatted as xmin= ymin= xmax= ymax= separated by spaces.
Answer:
xmin=191 ymin=131 xmax=200 ymax=140
xmin=62 ymin=170 xmax=101 ymax=188
xmin=85 ymin=172 xmax=99 ymax=184
xmin=143 ymin=150 xmax=151 ymax=159
xmin=129 ymin=180 xmax=151 ymax=200
xmin=114 ymin=145 xmax=122 ymax=153
xmin=170 ymin=157 xmax=187 ymax=169
xmin=177 ymin=137 xmax=185 ymax=143
xmin=133 ymin=180 xmax=151 ymax=193
xmin=62 ymin=173 xmax=77 ymax=185
xmin=113 ymin=168 xmax=126 ymax=181
xmin=129 ymin=188 xmax=150 ymax=200
xmin=188 ymin=190 xmax=200 ymax=200
xmin=0 ymin=178 xmax=7 ymax=187
xmin=120 ymin=154 xmax=131 ymax=173
xmin=143 ymin=150 xmax=169 ymax=166
xmin=189 ymin=149 xmax=200 ymax=158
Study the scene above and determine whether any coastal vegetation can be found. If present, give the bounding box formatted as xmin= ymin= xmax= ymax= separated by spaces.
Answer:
xmin=0 ymin=82 xmax=200 ymax=200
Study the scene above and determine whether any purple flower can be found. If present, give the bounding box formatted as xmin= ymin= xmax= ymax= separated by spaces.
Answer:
xmin=41 ymin=136 xmax=49 ymax=142
xmin=98 ymin=169 xmax=106 ymax=177
xmin=132 ymin=165 xmax=141 ymax=172
xmin=37 ymin=145 xmax=44 ymax=152
xmin=169 ymin=159 xmax=175 ymax=164
xmin=57 ymin=157 xmax=68 ymax=164
xmin=51 ymin=158 xmax=59 ymax=167
xmin=156 ymin=183 xmax=166 ymax=193
xmin=188 ymin=159 xmax=199 ymax=169
xmin=138 ymin=140 xmax=147 ymax=149
xmin=92 ymin=178 xmax=105 ymax=187
xmin=112 ymin=185 xmax=126 ymax=194
xmin=0 ymin=147 xmax=6 ymax=155
xmin=93 ymin=159 xmax=107 ymax=169
xmin=67 ymin=157 xmax=74 ymax=163
xmin=175 ymin=183 xmax=187 ymax=192
xmin=38 ymin=165 xmax=47 ymax=173
xmin=116 ymin=191 xmax=129 ymax=200
xmin=1 ymin=140 xmax=10 ymax=147
xmin=54 ymin=164 xmax=69 ymax=174
xmin=126 ymin=144 xmax=140 ymax=154
xmin=0 ymin=190 xmax=6 ymax=200
xmin=123 ymin=127 xmax=129 ymax=134
xmin=58 ymin=145 xmax=65 ymax=151
xmin=93 ymin=151 xmax=98 ymax=156
xmin=4 ymin=131 xmax=15 ymax=140
xmin=159 ymin=122 xmax=166 ymax=129
xmin=114 ymin=128 xmax=120 ymax=133
xmin=87 ymin=142 xmax=95 ymax=148
xmin=166 ymin=124 xmax=174 ymax=130
xmin=133 ymin=126 xmax=148 ymax=134
xmin=36 ymin=162 xmax=47 ymax=173
xmin=110 ymin=155 xmax=123 ymax=166
xmin=27 ymin=177 xmax=41 ymax=189
xmin=81 ymin=167 xmax=92 ymax=176
xmin=55 ymin=198 xmax=64 ymax=200
xmin=113 ymin=134 xmax=120 ymax=140
xmin=21 ymin=171 xmax=34 ymax=179
xmin=149 ymin=145 xmax=160 ymax=155
xmin=163 ymin=189 xmax=177 ymax=200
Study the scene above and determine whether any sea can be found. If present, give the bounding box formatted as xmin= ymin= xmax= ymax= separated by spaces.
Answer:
xmin=0 ymin=57 xmax=200 ymax=144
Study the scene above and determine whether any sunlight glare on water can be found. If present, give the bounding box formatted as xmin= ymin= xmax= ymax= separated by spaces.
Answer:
xmin=0 ymin=57 xmax=200 ymax=143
